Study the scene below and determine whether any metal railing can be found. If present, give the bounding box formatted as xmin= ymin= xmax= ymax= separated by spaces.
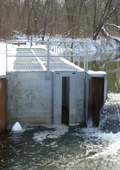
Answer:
xmin=13 ymin=35 xmax=68 ymax=45
xmin=6 ymin=40 xmax=89 ymax=74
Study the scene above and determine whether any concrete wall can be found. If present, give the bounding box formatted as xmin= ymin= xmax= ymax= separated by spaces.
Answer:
xmin=53 ymin=71 xmax=85 ymax=125
xmin=7 ymin=71 xmax=53 ymax=125
xmin=7 ymin=71 xmax=85 ymax=125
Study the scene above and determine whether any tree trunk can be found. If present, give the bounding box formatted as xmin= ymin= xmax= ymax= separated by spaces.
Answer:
xmin=42 ymin=0 xmax=51 ymax=41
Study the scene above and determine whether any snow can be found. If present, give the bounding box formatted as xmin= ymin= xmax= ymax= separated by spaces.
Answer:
xmin=106 ymin=23 xmax=120 ymax=30
xmin=1 ymin=35 xmax=119 ymax=53
xmin=61 ymin=58 xmax=84 ymax=71
xmin=12 ymin=30 xmax=20 ymax=34
xmin=11 ymin=122 xmax=23 ymax=132
xmin=0 ymin=42 xmax=6 ymax=76
xmin=87 ymin=70 xmax=106 ymax=75
xmin=15 ymin=36 xmax=27 ymax=40
xmin=102 ymin=26 xmax=120 ymax=45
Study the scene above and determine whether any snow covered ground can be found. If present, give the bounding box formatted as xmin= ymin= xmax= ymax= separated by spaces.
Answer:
xmin=0 ymin=42 xmax=6 ymax=76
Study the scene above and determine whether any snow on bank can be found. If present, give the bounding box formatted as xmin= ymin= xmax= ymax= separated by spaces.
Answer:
xmin=0 ymin=35 xmax=119 ymax=52
xmin=0 ymin=42 xmax=6 ymax=53
xmin=91 ymin=37 xmax=119 ymax=51
xmin=83 ymin=37 xmax=119 ymax=51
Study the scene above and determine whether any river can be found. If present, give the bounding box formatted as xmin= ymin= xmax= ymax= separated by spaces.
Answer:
xmin=0 ymin=51 xmax=120 ymax=170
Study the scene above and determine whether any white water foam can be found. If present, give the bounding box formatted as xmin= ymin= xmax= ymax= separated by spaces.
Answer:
xmin=88 ymin=133 xmax=120 ymax=162
xmin=33 ymin=124 xmax=69 ymax=143
xmin=75 ymin=127 xmax=120 ymax=159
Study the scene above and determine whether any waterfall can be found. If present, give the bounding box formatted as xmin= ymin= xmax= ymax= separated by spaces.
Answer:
xmin=99 ymin=93 xmax=120 ymax=133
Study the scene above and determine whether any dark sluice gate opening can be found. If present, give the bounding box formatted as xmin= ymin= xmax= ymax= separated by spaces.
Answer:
xmin=88 ymin=77 xmax=104 ymax=127
xmin=62 ymin=77 xmax=70 ymax=126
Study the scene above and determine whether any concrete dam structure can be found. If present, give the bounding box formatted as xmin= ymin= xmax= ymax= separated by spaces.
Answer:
xmin=5 ymin=40 xmax=107 ymax=127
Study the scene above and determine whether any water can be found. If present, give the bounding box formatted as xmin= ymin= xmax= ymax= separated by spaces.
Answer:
xmin=1 ymin=51 xmax=120 ymax=170
xmin=72 ymin=51 xmax=120 ymax=93
xmin=1 ymin=125 xmax=120 ymax=170
xmin=86 ymin=51 xmax=120 ymax=93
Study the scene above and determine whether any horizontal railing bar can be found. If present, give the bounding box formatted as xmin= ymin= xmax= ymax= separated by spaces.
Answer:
xmin=7 ymin=40 xmax=46 ymax=43
xmin=6 ymin=55 xmax=85 ymax=58
xmin=7 ymin=40 xmax=89 ymax=44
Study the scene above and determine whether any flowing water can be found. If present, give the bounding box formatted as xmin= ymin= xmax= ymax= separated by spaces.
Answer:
xmin=0 ymin=51 xmax=120 ymax=170
xmin=1 ymin=125 xmax=120 ymax=170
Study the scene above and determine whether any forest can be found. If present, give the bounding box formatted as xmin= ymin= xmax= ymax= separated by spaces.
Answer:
xmin=0 ymin=0 xmax=120 ymax=41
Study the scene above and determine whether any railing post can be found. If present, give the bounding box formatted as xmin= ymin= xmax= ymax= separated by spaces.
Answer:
xmin=85 ymin=42 xmax=88 ymax=72
xmin=84 ymin=42 xmax=86 ymax=72
xmin=57 ymin=43 xmax=58 ymax=54
xmin=73 ymin=42 xmax=75 ymax=64
xmin=46 ymin=42 xmax=50 ymax=79
xmin=62 ymin=42 xmax=64 ymax=55
xmin=30 ymin=35 xmax=32 ymax=48
xmin=6 ymin=42 xmax=8 ymax=74
xmin=78 ymin=42 xmax=80 ymax=67
xmin=60 ymin=43 xmax=61 ymax=56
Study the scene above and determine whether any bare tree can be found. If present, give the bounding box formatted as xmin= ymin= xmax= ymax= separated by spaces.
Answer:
xmin=93 ymin=0 xmax=120 ymax=40
xmin=42 ymin=0 xmax=51 ymax=40
xmin=93 ymin=0 xmax=97 ymax=35
xmin=0 ymin=0 xmax=120 ymax=40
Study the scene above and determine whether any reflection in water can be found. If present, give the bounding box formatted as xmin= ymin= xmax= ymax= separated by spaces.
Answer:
xmin=73 ymin=51 xmax=120 ymax=93
xmin=88 ymin=51 xmax=120 ymax=93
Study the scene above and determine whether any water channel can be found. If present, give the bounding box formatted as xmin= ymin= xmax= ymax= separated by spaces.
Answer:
xmin=0 ymin=51 xmax=120 ymax=170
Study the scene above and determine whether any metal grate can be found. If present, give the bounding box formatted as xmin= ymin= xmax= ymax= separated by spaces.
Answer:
xmin=11 ymin=48 xmax=81 ymax=71
xmin=14 ymin=59 xmax=43 ymax=71
xmin=6 ymin=40 xmax=88 ymax=72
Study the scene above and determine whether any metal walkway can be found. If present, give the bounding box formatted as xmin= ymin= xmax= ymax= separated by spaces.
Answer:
xmin=8 ymin=47 xmax=83 ymax=72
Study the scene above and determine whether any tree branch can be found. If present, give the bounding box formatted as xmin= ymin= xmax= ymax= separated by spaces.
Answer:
xmin=101 ymin=26 xmax=120 ymax=43
xmin=105 ymin=23 xmax=120 ymax=30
